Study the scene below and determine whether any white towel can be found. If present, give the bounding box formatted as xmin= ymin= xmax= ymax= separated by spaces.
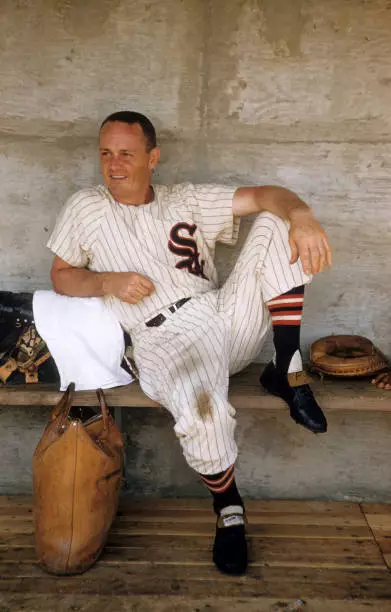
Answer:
xmin=33 ymin=290 xmax=134 ymax=391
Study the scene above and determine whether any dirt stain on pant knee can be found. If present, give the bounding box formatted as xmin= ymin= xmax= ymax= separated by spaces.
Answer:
xmin=197 ymin=392 xmax=212 ymax=420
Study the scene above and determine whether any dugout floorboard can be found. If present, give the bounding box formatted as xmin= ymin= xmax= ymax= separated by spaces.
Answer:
xmin=0 ymin=496 xmax=390 ymax=611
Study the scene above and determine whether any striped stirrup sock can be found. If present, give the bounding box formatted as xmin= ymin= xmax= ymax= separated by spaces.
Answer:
xmin=266 ymin=285 xmax=305 ymax=376
xmin=200 ymin=466 xmax=244 ymax=514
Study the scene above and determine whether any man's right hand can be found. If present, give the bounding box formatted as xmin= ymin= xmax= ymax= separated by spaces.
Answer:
xmin=103 ymin=272 xmax=155 ymax=304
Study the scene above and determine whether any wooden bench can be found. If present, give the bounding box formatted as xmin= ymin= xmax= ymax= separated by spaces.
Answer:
xmin=0 ymin=363 xmax=390 ymax=411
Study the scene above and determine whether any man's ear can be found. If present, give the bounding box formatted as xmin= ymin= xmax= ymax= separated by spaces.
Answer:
xmin=149 ymin=147 xmax=160 ymax=170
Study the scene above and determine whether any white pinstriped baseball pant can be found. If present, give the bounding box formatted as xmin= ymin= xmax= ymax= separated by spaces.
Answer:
xmin=131 ymin=212 xmax=311 ymax=475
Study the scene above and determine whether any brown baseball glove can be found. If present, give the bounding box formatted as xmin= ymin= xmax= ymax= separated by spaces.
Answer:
xmin=309 ymin=335 xmax=389 ymax=377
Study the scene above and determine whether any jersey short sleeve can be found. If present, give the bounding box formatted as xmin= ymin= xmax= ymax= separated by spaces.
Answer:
xmin=181 ymin=184 xmax=240 ymax=248
xmin=47 ymin=188 xmax=104 ymax=268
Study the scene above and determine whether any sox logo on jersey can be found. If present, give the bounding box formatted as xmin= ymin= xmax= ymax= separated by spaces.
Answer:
xmin=168 ymin=222 xmax=208 ymax=280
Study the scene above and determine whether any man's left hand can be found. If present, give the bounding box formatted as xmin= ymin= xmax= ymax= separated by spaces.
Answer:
xmin=289 ymin=210 xmax=332 ymax=275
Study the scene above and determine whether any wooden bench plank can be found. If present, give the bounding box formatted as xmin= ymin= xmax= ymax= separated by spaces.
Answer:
xmin=0 ymin=364 xmax=391 ymax=410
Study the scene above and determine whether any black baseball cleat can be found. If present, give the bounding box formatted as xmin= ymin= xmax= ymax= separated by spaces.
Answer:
xmin=213 ymin=505 xmax=248 ymax=575
xmin=260 ymin=361 xmax=327 ymax=434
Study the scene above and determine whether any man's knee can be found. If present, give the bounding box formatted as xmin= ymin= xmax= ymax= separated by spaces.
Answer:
xmin=252 ymin=211 xmax=290 ymax=236
xmin=173 ymin=404 xmax=237 ymax=474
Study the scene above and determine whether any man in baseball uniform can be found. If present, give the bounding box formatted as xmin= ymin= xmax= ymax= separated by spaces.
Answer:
xmin=48 ymin=111 xmax=332 ymax=576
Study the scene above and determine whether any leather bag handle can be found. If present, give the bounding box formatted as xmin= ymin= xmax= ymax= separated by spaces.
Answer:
xmin=96 ymin=388 xmax=110 ymax=429
xmin=52 ymin=382 xmax=75 ymax=426
xmin=52 ymin=384 xmax=110 ymax=431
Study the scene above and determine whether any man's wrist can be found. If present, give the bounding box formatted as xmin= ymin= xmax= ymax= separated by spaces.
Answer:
xmin=288 ymin=204 xmax=313 ymax=223
xmin=100 ymin=272 xmax=113 ymax=296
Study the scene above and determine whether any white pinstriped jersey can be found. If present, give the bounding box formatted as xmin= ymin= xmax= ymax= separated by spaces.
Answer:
xmin=47 ymin=183 xmax=240 ymax=332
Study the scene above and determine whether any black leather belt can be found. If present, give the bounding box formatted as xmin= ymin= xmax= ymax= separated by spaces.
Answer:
xmin=145 ymin=297 xmax=191 ymax=328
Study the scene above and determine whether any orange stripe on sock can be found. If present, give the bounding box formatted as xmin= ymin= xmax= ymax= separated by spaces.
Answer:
xmin=201 ymin=465 xmax=234 ymax=488
xmin=270 ymin=319 xmax=302 ymax=326
xmin=206 ymin=471 xmax=236 ymax=494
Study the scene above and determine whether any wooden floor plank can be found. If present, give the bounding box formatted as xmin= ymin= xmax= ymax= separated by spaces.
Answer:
xmin=120 ymin=498 xmax=364 ymax=514
xmin=362 ymin=510 xmax=391 ymax=534
xmin=361 ymin=505 xmax=391 ymax=540
xmin=0 ymin=528 xmax=374 ymax=556
xmin=112 ymin=513 xmax=367 ymax=529
xmin=0 ymin=594 xmax=390 ymax=612
xmin=109 ymin=523 xmax=373 ymax=540
xmin=105 ymin=532 xmax=376 ymax=553
xmin=118 ymin=500 xmax=366 ymax=524
xmin=0 ymin=498 xmax=389 ymax=604
xmin=0 ymin=564 xmax=390 ymax=599
xmin=0 ymin=537 xmax=383 ymax=569
xmin=0 ymin=496 xmax=364 ymax=516
xmin=361 ymin=503 xmax=391 ymax=515
xmin=0 ymin=522 xmax=373 ymax=541
xmin=0 ymin=495 xmax=32 ymax=508
xmin=361 ymin=502 xmax=391 ymax=569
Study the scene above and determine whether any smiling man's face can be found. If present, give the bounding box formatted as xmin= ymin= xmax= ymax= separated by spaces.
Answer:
xmin=99 ymin=121 xmax=159 ymax=205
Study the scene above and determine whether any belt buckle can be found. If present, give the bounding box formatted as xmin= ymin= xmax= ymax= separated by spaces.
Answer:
xmin=169 ymin=303 xmax=178 ymax=314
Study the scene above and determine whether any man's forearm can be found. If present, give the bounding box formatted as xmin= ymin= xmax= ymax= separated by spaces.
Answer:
xmin=257 ymin=186 xmax=312 ymax=221
xmin=233 ymin=186 xmax=312 ymax=220
xmin=51 ymin=267 xmax=113 ymax=298
xmin=51 ymin=266 xmax=156 ymax=303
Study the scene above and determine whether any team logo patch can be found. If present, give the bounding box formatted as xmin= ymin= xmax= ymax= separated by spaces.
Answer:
xmin=168 ymin=222 xmax=208 ymax=280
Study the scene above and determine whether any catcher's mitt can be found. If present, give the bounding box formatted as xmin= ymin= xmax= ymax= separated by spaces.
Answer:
xmin=309 ymin=335 xmax=389 ymax=377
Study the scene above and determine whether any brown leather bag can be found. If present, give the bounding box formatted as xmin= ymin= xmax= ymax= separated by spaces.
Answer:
xmin=33 ymin=383 xmax=124 ymax=575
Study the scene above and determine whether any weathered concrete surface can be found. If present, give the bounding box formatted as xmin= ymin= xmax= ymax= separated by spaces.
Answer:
xmin=1 ymin=0 xmax=391 ymax=497
xmin=2 ymin=404 xmax=391 ymax=502
xmin=0 ymin=138 xmax=201 ymax=290
xmin=206 ymin=0 xmax=391 ymax=142
xmin=212 ymin=142 xmax=391 ymax=353
xmin=1 ymin=0 xmax=391 ymax=354
xmin=121 ymin=406 xmax=391 ymax=503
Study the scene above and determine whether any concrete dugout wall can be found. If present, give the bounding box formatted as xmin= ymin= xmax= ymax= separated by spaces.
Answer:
xmin=1 ymin=0 xmax=391 ymax=355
